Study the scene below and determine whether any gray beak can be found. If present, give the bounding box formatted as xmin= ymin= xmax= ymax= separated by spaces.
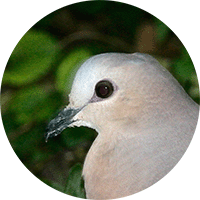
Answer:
xmin=45 ymin=107 xmax=81 ymax=142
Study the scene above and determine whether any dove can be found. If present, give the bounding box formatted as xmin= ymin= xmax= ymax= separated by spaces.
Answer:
xmin=46 ymin=53 xmax=199 ymax=199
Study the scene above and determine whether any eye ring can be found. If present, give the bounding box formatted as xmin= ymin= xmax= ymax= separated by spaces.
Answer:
xmin=95 ymin=80 xmax=114 ymax=98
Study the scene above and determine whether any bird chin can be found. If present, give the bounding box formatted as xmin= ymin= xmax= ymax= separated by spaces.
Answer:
xmin=68 ymin=119 xmax=93 ymax=129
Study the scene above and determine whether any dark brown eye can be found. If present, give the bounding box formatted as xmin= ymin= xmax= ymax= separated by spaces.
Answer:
xmin=95 ymin=80 xmax=114 ymax=98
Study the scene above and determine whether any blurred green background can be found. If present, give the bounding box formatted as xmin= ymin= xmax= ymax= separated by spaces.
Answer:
xmin=0 ymin=1 xmax=199 ymax=198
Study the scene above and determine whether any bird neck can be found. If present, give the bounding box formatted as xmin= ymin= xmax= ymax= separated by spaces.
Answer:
xmin=82 ymin=117 xmax=195 ymax=199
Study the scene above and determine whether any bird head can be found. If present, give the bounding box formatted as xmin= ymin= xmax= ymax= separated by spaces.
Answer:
xmin=45 ymin=53 xmax=191 ymax=141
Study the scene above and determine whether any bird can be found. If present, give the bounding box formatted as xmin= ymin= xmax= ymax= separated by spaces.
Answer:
xmin=46 ymin=53 xmax=199 ymax=199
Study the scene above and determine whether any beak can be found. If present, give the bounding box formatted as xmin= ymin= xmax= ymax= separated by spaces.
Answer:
xmin=45 ymin=107 xmax=82 ymax=142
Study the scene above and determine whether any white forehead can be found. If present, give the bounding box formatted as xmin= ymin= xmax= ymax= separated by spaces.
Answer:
xmin=69 ymin=53 xmax=146 ymax=107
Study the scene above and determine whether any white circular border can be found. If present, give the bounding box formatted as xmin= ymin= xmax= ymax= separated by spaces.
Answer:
xmin=0 ymin=1 xmax=199 ymax=200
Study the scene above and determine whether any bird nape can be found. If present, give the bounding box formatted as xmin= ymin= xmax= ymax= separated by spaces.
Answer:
xmin=46 ymin=53 xmax=199 ymax=199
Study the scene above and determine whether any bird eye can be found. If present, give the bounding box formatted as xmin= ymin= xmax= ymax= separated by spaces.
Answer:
xmin=95 ymin=80 xmax=114 ymax=98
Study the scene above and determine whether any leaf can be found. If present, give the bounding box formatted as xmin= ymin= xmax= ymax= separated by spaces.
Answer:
xmin=3 ymin=30 xmax=59 ymax=86
xmin=9 ymin=85 xmax=62 ymax=125
xmin=173 ymin=48 xmax=195 ymax=79
xmin=155 ymin=19 xmax=171 ymax=43
xmin=65 ymin=163 xmax=86 ymax=198
xmin=55 ymin=48 xmax=92 ymax=94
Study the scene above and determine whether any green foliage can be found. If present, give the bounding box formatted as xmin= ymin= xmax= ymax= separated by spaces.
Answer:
xmin=3 ymin=30 xmax=59 ymax=86
xmin=61 ymin=127 xmax=96 ymax=149
xmin=173 ymin=48 xmax=196 ymax=80
xmin=155 ymin=19 xmax=171 ymax=43
xmin=10 ymin=86 xmax=52 ymax=124
xmin=65 ymin=163 xmax=86 ymax=198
